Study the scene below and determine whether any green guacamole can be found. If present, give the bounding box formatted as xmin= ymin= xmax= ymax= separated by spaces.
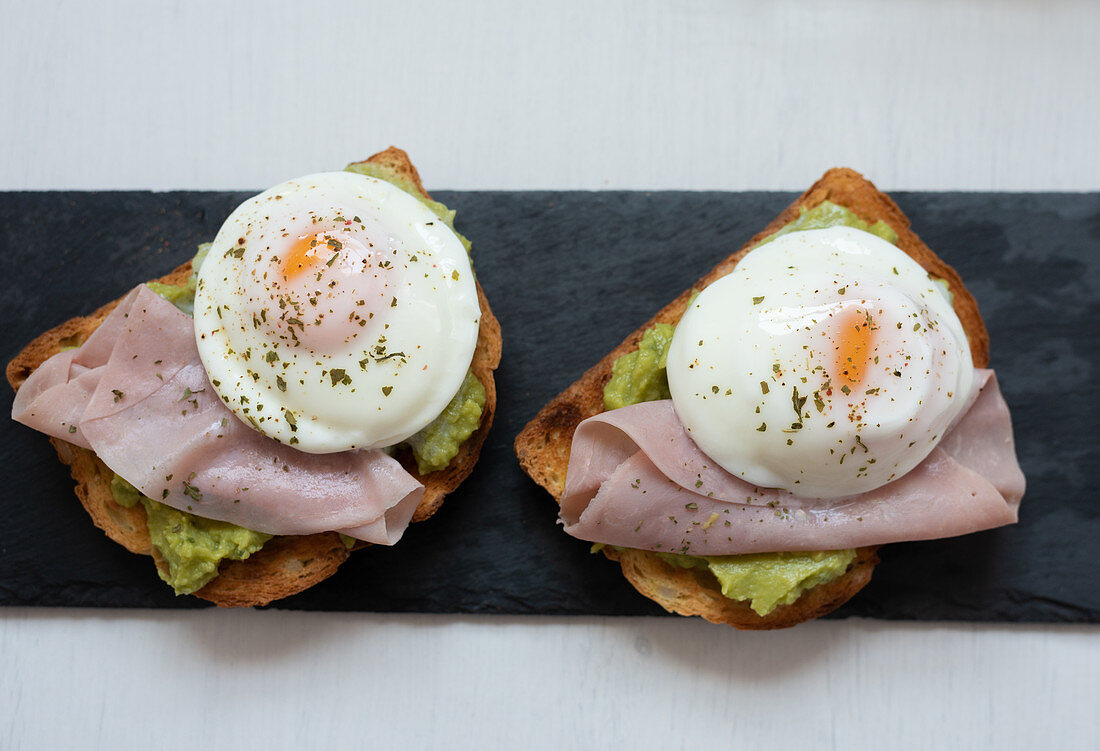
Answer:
xmin=658 ymin=550 xmax=857 ymax=615
xmin=111 ymin=475 xmax=270 ymax=594
xmin=120 ymin=160 xmax=485 ymax=592
xmin=604 ymin=323 xmax=675 ymax=410
xmin=756 ymin=200 xmax=898 ymax=247
xmin=405 ymin=371 xmax=486 ymax=473
xmin=146 ymin=242 xmax=211 ymax=316
xmin=599 ymin=202 xmax=893 ymax=614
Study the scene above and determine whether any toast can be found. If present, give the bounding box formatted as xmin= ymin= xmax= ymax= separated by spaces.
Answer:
xmin=515 ymin=168 xmax=989 ymax=629
xmin=7 ymin=147 xmax=502 ymax=608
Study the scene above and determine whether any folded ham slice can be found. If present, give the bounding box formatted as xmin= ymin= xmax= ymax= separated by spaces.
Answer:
xmin=560 ymin=370 xmax=1024 ymax=555
xmin=13 ymin=285 xmax=423 ymax=544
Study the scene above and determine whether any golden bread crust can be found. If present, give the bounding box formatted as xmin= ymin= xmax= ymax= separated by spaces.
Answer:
xmin=7 ymin=147 xmax=500 ymax=607
xmin=515 ymin=168 xmax=988 ymax=628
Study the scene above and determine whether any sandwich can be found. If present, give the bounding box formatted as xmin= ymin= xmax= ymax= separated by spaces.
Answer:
xmin=9 ymin=147 xmax=501 ymax=607
xmin=515 ymin=168 xmax=1024 ymax=629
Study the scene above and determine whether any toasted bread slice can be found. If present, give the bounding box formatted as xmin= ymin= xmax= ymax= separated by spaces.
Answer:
xmin=7 ymin=147 xmax=501 ymax=607
xmin=515 ymin=168 xmax=989 ymax=629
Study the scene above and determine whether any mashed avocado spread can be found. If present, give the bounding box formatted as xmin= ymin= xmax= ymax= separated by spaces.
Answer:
xmin=109 ymin=161 xmax=483 ymax=593
xmin=111 ymin=475 xmax=270 ymax=594
xmin=599 ymin=202 xmax=890 ymax=615
xmin=406 ymin=371 xmax=486 ymax=473
xmin=146 ymin=242 xmax=211 ymax=316
xmin=757 ymin=200 xmax=898 ymax=247
xmin=604 ymin=324 xmax=675 ymax=409
xmin=657 ymin=550 xmax=857 ymax=616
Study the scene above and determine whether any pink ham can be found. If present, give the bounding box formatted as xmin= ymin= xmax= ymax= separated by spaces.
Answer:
xmin=13 ymin=285 xmax=423 ymax=544
xmin=560 ymin=370 xmax=1024 ymax=555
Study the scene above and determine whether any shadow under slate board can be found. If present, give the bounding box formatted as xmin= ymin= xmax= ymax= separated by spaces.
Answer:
xmin=0 ymin=189 xmax=1096 ymax=622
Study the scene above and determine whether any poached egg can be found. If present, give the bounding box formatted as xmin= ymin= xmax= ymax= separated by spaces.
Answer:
xmin=194 ymin=171 xmax=481 ymax=454
xmin=666 ymin=226 xmax=974 ymax=499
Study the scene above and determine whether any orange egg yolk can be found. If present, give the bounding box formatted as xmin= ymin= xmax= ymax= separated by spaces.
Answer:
xmin=835 ymin=305 xmax=873 ymax=386
xmin=282 ymin=232 xmax=342 ymax=280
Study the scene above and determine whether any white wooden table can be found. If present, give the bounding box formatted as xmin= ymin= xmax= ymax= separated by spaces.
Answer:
xmin=2 ymin=2 xmax=1097 ymax=748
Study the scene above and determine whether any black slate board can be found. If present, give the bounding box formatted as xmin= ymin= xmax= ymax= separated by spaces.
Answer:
xmin=1 ymin=190 xmax=1097 ymax=621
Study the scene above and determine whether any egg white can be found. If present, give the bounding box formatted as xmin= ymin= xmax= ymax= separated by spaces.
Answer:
xmin=666 ymin=226 xmax=974 ymax=499
xmin=194 ymin=172 xmax=480 ymax=454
